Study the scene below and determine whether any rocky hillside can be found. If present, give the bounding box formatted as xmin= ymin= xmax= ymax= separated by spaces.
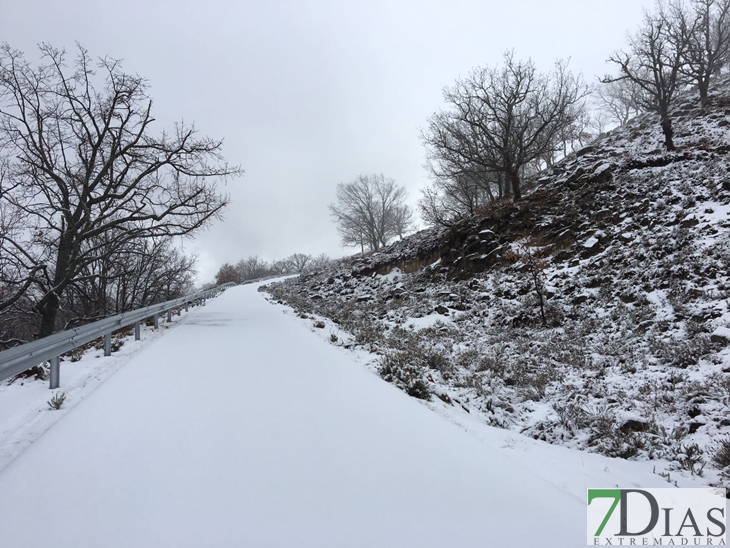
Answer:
xmin=264 ymin=79 xmax=730 ymax=490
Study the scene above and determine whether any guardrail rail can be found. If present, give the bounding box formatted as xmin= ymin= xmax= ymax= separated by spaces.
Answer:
xmin=0 ymin=282 xmax=236 ymax=389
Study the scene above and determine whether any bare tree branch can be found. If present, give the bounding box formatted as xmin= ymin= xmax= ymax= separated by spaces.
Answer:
xmin=0 ymin=43 xmax=242 ymax=336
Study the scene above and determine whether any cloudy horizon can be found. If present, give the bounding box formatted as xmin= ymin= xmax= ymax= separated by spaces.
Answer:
xmin=4 ymin=0 xmax=648 ymax=283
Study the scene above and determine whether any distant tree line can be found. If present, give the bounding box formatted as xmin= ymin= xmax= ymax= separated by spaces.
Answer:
xmin=214 ymin=253 xmax=332 ymax=286
xmin=0 ymin=44 xmax=240 ymax=345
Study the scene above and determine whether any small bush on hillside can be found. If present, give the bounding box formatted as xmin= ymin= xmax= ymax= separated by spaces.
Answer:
xmin=553 ymin=402 xmax=591 ymax=432
xmin=476 ymin=345 xmax=508 ymax=375
xmin=521 ymin=369 xmax=555 ymax=402
xmin=354 ymin=325 xmax=383 ymax=346
xmin=670 ymin=443 xmax=706 ymax=476
xmin=712 ymin=438 xmax=730 ymax=475
xmin=596 ymin=429 xmax=645 ymax=460
xmin=424 ymin=350 xmax=451 ymax=373
xmin=651 ymin=336 xmax=713 ymax=368
xmin=379 ymin=351 xmax=431 ymax=400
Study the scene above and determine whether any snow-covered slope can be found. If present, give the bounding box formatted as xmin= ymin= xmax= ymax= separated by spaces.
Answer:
xmin=266 ymin=79 xmax=730 ymax=491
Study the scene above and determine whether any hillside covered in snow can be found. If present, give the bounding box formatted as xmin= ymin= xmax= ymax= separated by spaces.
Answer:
xmin=265 ymin=78 xmax=730 ymax=491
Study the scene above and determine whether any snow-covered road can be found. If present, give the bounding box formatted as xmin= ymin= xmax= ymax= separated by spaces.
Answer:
xmin=0 ymin=284 xmax=587 ymax=547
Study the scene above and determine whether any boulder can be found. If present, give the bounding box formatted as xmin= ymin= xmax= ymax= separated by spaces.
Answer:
xmin=711 ymin=326 xmax=730 ymax=344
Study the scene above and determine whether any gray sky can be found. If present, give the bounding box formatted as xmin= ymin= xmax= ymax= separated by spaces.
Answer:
xmin=4 ymin=0 xmax=647 ymax=282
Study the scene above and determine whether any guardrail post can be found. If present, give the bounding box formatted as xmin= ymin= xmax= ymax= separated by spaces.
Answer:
xmin=184 ymin=302 xmax=189 ymax=312
xmin=134 ymin=321 xmax=140 ymax=341
xmin=153 ymin=314 xmax=159 ymax=329
xmin=49 ymin=356 xmax=60 ymax=389
xmin=167 ymin=310 xmax=172 ymax=322
xmin=176 ymin=307 xmax=180 ymax=316
xmin=104 ymin=333 xmax=112 ymax=356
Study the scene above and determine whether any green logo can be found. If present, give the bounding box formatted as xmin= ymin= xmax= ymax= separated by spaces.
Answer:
xmin=588 ymin=489 xmax=622 ymax=537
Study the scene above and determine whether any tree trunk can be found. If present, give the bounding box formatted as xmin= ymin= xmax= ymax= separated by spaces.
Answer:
xmin=37 ymin=293 xmax=60 ymax=338
xmin=510 ymin=171 xmax=522 ymax=201
xmin=698 ymin=78 xmax=710 ymax=108
xmin=36 ymin=232 xmax=75 ymax=337
xmin=660 ymin=113 xmax=675 ymax=151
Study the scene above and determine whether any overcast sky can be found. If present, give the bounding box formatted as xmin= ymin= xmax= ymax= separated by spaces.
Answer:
xmin=4 ymin=0 xmax=648 ymax=282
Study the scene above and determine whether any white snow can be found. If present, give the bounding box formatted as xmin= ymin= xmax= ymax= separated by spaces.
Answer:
xmin=0 ymin=284 xmax=725 ymax=547
xmin=583 ymin=236 xmax=599 ymax=248
xmin=406 ymin=312 xmax=453 ymax=330
xmin=377 ymin=267 xmax=404 ymax=282
xmin=592 ymin=163 xmax=612 ymax=176
xmin=0 ymin=318 xmax=183 ymax=474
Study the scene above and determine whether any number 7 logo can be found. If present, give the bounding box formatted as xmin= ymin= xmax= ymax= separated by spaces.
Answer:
xmin=588 ymin=489 xmax=621 ymax=537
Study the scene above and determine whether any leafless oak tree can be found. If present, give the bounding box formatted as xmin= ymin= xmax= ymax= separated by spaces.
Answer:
xmin=235 ymin=256 xmax=270 ymax=281
xmin=0 ymin=43 xmax=240 ymax=336
xmin=593 ymin=79 xmax=644 ymax=127
xmin=329 ymin=174 xmax=411 ymax=253
xmin=605 ymin=2 xmax=692 ymax=151
xmin=286 ymin=253 xmax=312 ymax=274
xmin=390 ymin=204 xmax=414 ymax=240
xmin=422 ymin=51 xmax=586 ymax=201
xmin=308 ymin=253 xmax=331 ymax=272
xmin=67 ymin=237 xmax=196 ymax=325
xmin=680 ymin=0 xmax=730 ymax=105
xmin=418 ymin=173 xmax=493 ymax=227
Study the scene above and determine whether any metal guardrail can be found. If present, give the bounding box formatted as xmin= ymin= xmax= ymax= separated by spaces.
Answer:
xmin=0 ymin=282 xmax=236 ymax=389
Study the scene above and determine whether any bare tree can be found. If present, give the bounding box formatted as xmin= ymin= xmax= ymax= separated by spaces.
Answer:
xmin=329 ymin=174 xmax=410 ymax=252
xmin=235 ymin=256 xmax=271 ymax=281
xmin=0 ymin=44 xmax=240 ymax=336
xmin=0 ymin=184 xmax=44 ymax=318
xmin=110 ymin=239 xmax=196 ymax=309
xmin=422 ymin=51 xmax=586 ymax=201
xmin=605 ymin=2 xmax=692 ymax=150
xmin=286 ymin=253 xmax=312 ymax=274
xmin=418 ymin=173 xmax=493 ymax=227
xmin=543 ymin=105 xmax=596 ymax=164
xmin=505 ymin=241 xmax=548 ymax=326
xmin=270 ymin=259 xmax=292 ymax=276
xmin=67 ymin=237 xmax=196 ymax=325
xmin=680 ymin=0 xmax=730 ymax=105
xmin=308 ymin=253 xmax=331 ymax=271
xmin=593 ymin=79 xmax=645 ymax=127
xmin=390 ymin=204 xmax=414 ymax=240
xmin=2 ymin=234 xmax=198 ymax=343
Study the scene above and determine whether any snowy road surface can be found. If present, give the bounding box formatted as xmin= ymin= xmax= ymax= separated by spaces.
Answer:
xmin=0 ymin=284 xmax=586 ymax=547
